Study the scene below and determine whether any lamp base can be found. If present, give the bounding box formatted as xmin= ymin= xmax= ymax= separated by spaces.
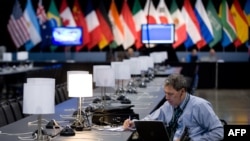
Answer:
xmin=70 ymin=112 xmax=92 ymax=131
xmin=45 ymin=119 xmax=60 ymax=129
xmin=32 ymin=129 xmax=50 ymax=141
xmin=70 ymin=120 xmax=91 ymax=131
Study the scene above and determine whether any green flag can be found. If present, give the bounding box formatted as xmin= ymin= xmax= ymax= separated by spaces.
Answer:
xmin=206 ymin=0 xmax=222 ymax=48
xmin=47 ymin=0 xmax=62 ymax=52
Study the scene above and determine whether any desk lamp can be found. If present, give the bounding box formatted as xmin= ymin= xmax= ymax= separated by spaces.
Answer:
xmin=93 ymin=65 xmax=111 ymax=100
xmin=128 ymin=57 xmax=141 ymax=93
xmin=138 ymin=56 xmax=149 ymax=88
xmin=140 ymin=56 xmax=154 ymax=82
xmin=95 ymin=67 xmax=115 ymax=108
xmin=111 ymin=61 xmax=131 ymax=95
xmin=67 ymin=71 xmax=93 ymax=131
xmin=23 ymin=78 xmax=55 ymax=141
xmin=150 ymin=52 xmax=168 ymax=71
xmin=67 ymin=71 xmax=89 ymax=117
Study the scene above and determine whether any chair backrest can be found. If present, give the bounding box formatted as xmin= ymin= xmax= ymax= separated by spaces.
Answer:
xmin=56 ymin=84 xmax=67 ymax=103
xmin=8 ymin=99 xmax=24 ymax=121
xmin=0 ymin=107 xmax=8 ymax=127
xmin=1 ymin=102 xmax=15 ymax=124
xmin=55 ymin=88 xmax=61 ymax=105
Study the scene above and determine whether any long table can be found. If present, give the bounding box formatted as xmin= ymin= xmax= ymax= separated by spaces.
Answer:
xmin=0 ymin=77 xmax=166 ymax=141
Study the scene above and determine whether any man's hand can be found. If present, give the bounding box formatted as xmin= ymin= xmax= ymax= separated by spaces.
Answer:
xmin=123 ymin=119 xmax=135 ymax=130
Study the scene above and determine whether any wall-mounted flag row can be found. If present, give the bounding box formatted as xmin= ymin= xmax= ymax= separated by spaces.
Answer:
xmin=6 ymin=0 xmax=250 ymax=52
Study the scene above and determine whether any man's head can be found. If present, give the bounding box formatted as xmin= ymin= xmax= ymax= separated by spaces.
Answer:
xmin=164 ymin=74 xmax=187 ymax=107
xmin=127 ymin=47 xmax=134 ymax=57
xmin=209 ymin=48 xmax=216 ymax=56
xmin=191 ymin=48 xmax=197 ymax=56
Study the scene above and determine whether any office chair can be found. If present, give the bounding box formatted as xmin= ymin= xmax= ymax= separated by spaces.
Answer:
xmin=8 ymin=99 xmax=24 ymax=121
xmin=0 ymin=102 xmax=16 ymax=124
xmin=55 ymin=88 xmax=61 ymax=105
xmin=0 ymin=106 xmax=8 ymax=127
xmin=56 ymin=84 xmax=67 ymax=103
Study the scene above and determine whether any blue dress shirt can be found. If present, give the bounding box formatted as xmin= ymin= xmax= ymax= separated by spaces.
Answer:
xmin=142 ymin=93 xmax=224 ymax=141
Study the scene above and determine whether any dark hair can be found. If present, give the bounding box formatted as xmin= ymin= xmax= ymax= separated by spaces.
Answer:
xmin=164 ymin=74 xmax=187 ymax=91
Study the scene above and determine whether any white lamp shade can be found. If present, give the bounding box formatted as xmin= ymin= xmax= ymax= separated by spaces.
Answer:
xmin=67 ymin=73 xmax=93 ymax=97
xmin=27 ymin=78 xmax=55 ymax=85
xmin=3 ymin=53 xmax=12 ymax=61
xmin=95 ymin=67 xmax=115 ymax=87
xmin=138 ymin=57 xmax=148 ymax=71
xmin=160 ymin=51 xmax=168 ymax=61
xmin=129 ymin=58 xmax=141 ymax=75
xmin=67 ymin=70 xmax=89 ymax=74
xmin=111 ymin=61 xmax=131 ymax=80
xmin=17 ymin=51 xmax=28 ymax=60
xmin=93 ymin=65 xmax=111 ymax=83
xmin=147 ymin=56 xmax=154 ymax=68
xmin=23 ymin=80 xmax=55 ymax=114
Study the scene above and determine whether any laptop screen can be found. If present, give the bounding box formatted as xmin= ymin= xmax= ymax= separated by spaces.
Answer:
xmin=134 ymin=121 xmax=170 ymax=141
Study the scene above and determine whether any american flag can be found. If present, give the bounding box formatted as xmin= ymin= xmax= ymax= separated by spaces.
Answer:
xmin=7 ymin=0 xmax=30 ymax=48
xmin=36 ymin=0 xmax=47 ymax=24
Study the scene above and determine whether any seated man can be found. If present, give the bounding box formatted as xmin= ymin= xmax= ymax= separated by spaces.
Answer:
xmin=185 ymin=48 xmax=199 ymax=63
xmin=123 ymin=74 xmax=223 ymax=141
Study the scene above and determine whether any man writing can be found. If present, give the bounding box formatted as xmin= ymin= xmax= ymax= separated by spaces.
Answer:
xmin=123 ymin=74 xmax=223 ymax=141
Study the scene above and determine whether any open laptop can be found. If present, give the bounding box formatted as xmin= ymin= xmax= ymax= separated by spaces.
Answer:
xmin=134 ymin=120 xmax=170 ymax=141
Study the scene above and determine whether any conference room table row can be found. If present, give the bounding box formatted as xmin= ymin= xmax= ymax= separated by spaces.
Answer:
xmin=0 ymin=77 xmax=167 ymax=141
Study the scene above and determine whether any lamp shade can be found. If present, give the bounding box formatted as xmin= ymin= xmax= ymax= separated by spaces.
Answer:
xmin=111 ymin=61 xmax=131 ymax=80
xmin=17 ymin=51 xmax=28 ymax=61
xmin=138 ymin=57 xmax=148 ymax=71
xmin=129 ymin=58 xmax=141 ymax=75
xmin=27 ymin=78 xmax=55 ymax=85
xmin=3 ymin=52 xmax=12 ymax=61
xmin=95 ymin=67 xmax=115 ymax=87
xmin=150 ymin=52 xmax=162 ymax=63
xmin=93 ymin=65 xmax=111 ymax=83
xmin=67 ymin=72 xmax=93 ymax=97
xmin=23 ymin=78 xmax=55 ymax=114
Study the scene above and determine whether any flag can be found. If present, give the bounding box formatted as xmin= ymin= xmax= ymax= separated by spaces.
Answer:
xmin=170 ymin=0 xmax=186 ymax=49
xmin=96 ymin=0 xmax=114 ymax=50
xmin=23 ymin=0 xmax=42 ymax=51
xmin=157 ymin=0 xmax=173 ymax=24
xmin=109 ymin=0 xmax=124 ymax=48
xmin=120 ymin=0 xmax=137 ymax=50
xmin=194 ymin=0 xmax=214 ymax=49
xmin=60 ymin=0 xmax=76 ymax=27
xmin=85 ymin=0 xmax=102 ymax=50
xmin=72 ymin=0 xmax=90 ymax=51
xmin=219 ymin=0 xmax=237 ymax=48
xmin=36 ymin=0 xmax=47 ymax=25
xmin=47 ymin=0 xmax=62 ymax=51
xmin=230 ymin=0 xmax=249 ymax=47
xmin=36 ymin=0 xmax=53 ymax=49
xmin=182 ymin=0 xmax=202 ymax=48
xmin=144 ymin=0 xmax=160 ymax=24
xmin=206 ymin=0 xmax=222 ymax=48
xmin=244 ymin=0 xmax=250 ymax=26
xmin=7 ymin=0 xmax=30 ymax=48
xmin=132 ymin=0 xmax=147 ymax=49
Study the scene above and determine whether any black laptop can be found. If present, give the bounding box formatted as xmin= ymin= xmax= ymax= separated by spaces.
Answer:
xmin=134 ymin=120 xmax=170 ymax=141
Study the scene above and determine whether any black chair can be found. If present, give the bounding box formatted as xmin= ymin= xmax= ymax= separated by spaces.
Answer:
xmin=0 ymin=106 xmax=8 ymax=127
xmin=0 ymin=102 xmax=15 ymax=124
xmin=61 ymin=82 xmax=69 ymax=100
xmin=8 ymin=99 xmax=24 ymax=121
xmin=56 ymin=84 xmax=67 ymax=103
xmin=55 ymin=88 xmax=61 ymax=105
xmin=17 ymin=99 xmax=29 ymax=117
